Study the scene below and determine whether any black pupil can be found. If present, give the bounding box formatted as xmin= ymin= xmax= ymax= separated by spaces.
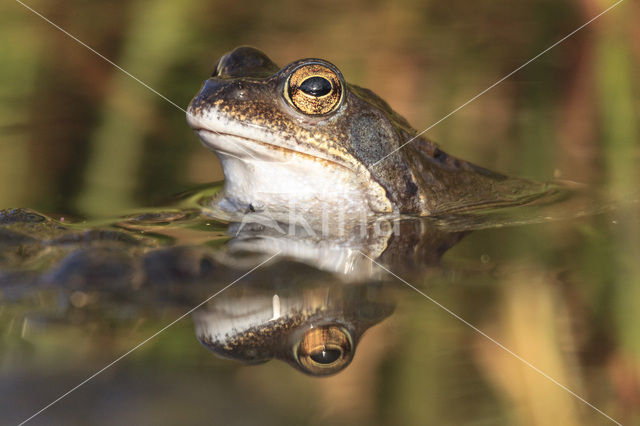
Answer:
xmin=309 ymin=348 xmax=341 ymax=364
xmin=299 ymin=77 xmax=332 ymax=97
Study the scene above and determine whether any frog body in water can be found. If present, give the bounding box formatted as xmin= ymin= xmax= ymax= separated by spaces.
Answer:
xmin=187 ymin=47 xmax=551 ymax=217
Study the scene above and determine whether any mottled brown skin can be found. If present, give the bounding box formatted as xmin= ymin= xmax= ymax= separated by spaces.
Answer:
xmin=188 ymin=47 xmax=550 ymax=215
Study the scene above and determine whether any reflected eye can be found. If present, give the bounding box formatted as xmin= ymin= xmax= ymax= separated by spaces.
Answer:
xmin=309 ymin=347 xmax=341 ymax=364
xmin=285 ymin=63 xmax=343 ymax=115
xmin=294 ymin=325 xmax=353 ymax=376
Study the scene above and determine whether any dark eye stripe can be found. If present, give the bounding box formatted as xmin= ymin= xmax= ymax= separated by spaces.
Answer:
xmin=299 ymin=76 xmax=332 ymax=97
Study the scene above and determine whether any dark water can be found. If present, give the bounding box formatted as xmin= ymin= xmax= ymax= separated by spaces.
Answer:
xmin=2 ymin=0 xmax=639 ymax=425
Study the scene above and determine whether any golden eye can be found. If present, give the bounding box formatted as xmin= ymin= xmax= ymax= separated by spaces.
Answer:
xmin=285 ymin=63 xmax=343 ymax=115
xmin=294 ymin=325 xmax=353 ymax=376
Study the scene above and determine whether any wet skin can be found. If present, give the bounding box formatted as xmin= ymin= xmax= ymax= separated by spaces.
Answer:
xmin=188 ymin=47 xmax=551 ymax=216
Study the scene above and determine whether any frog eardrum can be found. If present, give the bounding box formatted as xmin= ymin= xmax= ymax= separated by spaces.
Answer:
xmin=284 ymin=62 xmax=343 ymax=115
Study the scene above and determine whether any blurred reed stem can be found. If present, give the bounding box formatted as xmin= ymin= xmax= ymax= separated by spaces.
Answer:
xmin=0 ymin=4 xmax=41 ymax=207
xmin=594 ymin=1 xmax=640 ymax=417
xmin=75 ymin=0 xmax=199 ymax=217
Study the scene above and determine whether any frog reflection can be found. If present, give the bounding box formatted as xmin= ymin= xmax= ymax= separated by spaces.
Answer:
xmin=0 ymin=207 xmax=466 ymax=378
xmin=194 ymin=277 xmax=394 ymax=376
xmin=219 ymin=212 xmax=468 ymax=277
xmin=193 ymin=213 xmax=468 ymax=376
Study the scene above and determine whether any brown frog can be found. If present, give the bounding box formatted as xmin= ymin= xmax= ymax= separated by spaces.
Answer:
xmin=187 ymin=47 xmax=552 ymax=217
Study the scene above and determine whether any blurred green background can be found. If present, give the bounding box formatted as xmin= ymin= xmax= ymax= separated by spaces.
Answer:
xmin=1 ymin=0 xmax=639 ymax=425
xmin=1 ymin=0 xmax=637 ymax=217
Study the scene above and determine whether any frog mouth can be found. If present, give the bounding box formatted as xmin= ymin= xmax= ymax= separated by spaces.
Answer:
xmin=192 ymin=127 xmax=351 ymax=171
xmin=186 ymin=111 xmax=392 ymax=214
